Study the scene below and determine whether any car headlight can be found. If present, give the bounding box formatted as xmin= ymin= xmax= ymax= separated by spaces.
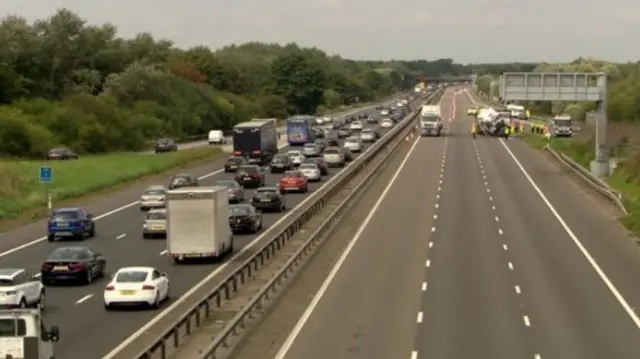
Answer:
xmin=143 ymin=224 xmax=148 ymax=229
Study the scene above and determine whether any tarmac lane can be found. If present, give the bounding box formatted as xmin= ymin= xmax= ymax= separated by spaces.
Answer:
xmin=414 ymin=90 xmax=536 ymax=359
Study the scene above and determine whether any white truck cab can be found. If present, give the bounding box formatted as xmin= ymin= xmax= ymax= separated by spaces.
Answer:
xmin=0 ymin=308 xmax=59 ymax=359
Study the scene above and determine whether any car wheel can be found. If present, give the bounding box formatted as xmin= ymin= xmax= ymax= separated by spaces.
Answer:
xmin=18 ymin=298 xmax=27 ymax=308
xmin=89 ymin=224 xmax=95 ymax=237
xmin=104 ymin=303 xmax=113 ymax=311
xmin=151 ymin=292 xmax=160 ymax=309
xmin=36 ymin=291 xmax=46 ymax=311
xmin=78 ymin=231 xmax=86 ymax=241
xmin=84 ymin=269 xmax=93 ymax=285
xmin=47 ymin=235 xmax=55 ymax=242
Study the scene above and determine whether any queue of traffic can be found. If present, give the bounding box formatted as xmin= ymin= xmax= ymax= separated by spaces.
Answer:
xmin=17 ymin=99 xmax=412 ymax=311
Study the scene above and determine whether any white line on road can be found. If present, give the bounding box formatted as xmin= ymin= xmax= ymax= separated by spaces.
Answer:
xmin=431 ymin=227 xmax=435 ymax=233
xmin=508 ymin=262 xmax=514 ymax=270
xmin=515 ymin=285 xmax=521 ymax=294
xmin=411 ymin=350 xmax=418 ymax=359
xmin=426 ymin=260 xmax=431 ymax=267
xmin=429 ymin=241 xmax=433 ymax=248
xmin=422 ymin=282 xmax=428 ymax=291
xmin=159 ymin=249 xmax=167 ymax=255
xmin=116 ymin=233 xmax=127 ymax=240
xmin=272 ymin=124 xmax=426 ymax=359
xmin=500 ymin=139 xmax=640 ymax=329
xmin=523 ymin=315 xmax=531 ymax=327
xmin=503 ymin=244 xmax=508 ymax=250
xmin=76 ymin=294 xmax=93 ymax=304
xmin=417 ymin=311 xmax=423 ymax=323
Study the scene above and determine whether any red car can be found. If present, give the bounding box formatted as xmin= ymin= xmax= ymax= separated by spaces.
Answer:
xmin=279 ymin=170 xmax=309 ymax=193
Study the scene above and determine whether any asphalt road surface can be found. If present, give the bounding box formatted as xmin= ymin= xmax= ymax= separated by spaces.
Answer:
xmin=271 ymin=87 xmax=640 ymax=359
xmin=0 ymin=96 xmax=427 ymax=359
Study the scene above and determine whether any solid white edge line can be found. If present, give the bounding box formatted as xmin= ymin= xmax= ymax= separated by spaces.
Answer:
xmin=499 ymin=139 xmax=640 ymax=328
xmin=272 ymin=128 xmax=422 ymax=359
xmin=102 ymin=102 xmax=423 ymax=358
xmin=0 ymin=104 xmax=380 ymax=259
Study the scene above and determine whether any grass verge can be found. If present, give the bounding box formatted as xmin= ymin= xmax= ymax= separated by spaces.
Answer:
xmin=0 ymin=147 xmax=224 ymax=222
xmin=519 ymin=130 xmax=640 ymax=236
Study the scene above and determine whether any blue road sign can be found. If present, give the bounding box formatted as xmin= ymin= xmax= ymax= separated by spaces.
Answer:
xmin=40 ymin=166 xmax=53 ymax=183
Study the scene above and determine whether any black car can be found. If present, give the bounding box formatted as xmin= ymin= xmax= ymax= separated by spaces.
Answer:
xmin=41 ymin=246 xmax=106 ymax=285
xmin=344 ymin=115 xmax=355 ymax=123
xmin=229 ymin=204 xmax=262 ymax=233
xmin=251 ymin=187 xmax=286 ymax=212
xmin=270 ymin=154 xmax=292 ymax=173
xmin=332 ymin=119 xmax=344 ymax=129
xmin=224 ymin=156 xmax=247 ymax=172
xmin=358 ymin=113 xmax=368 ymax=119
xmin=168 ymin=173 xmax=199 ymax=189
xmin=216 ymin=180 xmax=245 ymax=203
xmin=326 ymin=138 xmax=340 ymax=147
xmin=47 ymin=147 xmax=78 ymax=160
xmin=235 ymin=165 xmax=266 ymax=188
xmin=303 ymin=158 xmax=329 ymax=176
xmin=155 ymin=138 xmax=178 ymax=153
xmin=337 ymin=129 xmax=351 ymax=139
xmin=366 ymin=116 xmax=378 ymax=124
xmin=314 ymin=139 xmax=327 ymax=152
xmin=312 ymin=127 xmax=325 ymax=139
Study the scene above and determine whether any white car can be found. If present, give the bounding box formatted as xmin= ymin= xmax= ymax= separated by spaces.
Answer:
xmin=104 ymin=266 xmax=170 ymax=310
xmin=343 ymin=137 xmax=363 ymax=153
xmin=349 ymin=121 xmax=363 ymax=130
xmin=287 ymin=150 xmax=306 ymax=166
xmin=359 ymin=129 xmax=376 ymax=142
xmin=299 ymin=163 xmax=322 ymax=182
xmin=380 ymin=109 xmax=390 ymax=116
xmin=381 ymin=119 xmax=394 ymax=128
xmin=322 ymin=147 xmax=346 ymax=167
xmin=0 ymin=269 xmax=45 ymax=310
xmin=315 ymin=117 xmax=324 ymax=125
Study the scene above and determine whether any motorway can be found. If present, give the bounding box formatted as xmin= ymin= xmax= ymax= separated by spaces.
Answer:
xmin=270 ymin=87 xmax=640 ymax=359
xmin=0 ymin=96 xmax=426 ymax=358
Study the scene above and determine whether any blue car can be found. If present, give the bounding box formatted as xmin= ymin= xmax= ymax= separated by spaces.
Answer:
xmin=47 ymin=208 xmax=96 ymax=241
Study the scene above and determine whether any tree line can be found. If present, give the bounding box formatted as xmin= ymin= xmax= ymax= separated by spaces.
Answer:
xmin=0 ymin=9 xmax=479 ymax=158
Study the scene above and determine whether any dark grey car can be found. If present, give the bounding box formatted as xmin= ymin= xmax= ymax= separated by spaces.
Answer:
xmin=216 ymin=180 xmax=245 ymax=203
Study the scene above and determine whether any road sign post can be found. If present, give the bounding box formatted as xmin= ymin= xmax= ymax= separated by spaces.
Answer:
xmin=39 ymin=167 xmax=53 ymax=211
xmin=499 ymin=72 xmax=609 ymax=177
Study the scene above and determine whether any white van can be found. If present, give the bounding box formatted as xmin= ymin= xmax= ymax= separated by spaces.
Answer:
xmin=208 ymin=130 xmax=226 ymax=145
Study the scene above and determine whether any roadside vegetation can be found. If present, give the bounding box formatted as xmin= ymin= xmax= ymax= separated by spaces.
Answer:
xmin=0 ymin=9 xmax=478 ymax=222
xmin=0 ymin=148 xmax=223 ymax=220
xmin=475 ymin=59 xmax=640 ymax=235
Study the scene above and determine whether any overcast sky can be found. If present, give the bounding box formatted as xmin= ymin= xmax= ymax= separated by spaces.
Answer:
xmin=1 ymin=0 xmax=638 ymax=63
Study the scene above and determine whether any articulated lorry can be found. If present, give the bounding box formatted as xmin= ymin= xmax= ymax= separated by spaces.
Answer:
xmin=166 ymin=186 xmax=234 ymax=264
xmin=419 ymin=105 xmax=443 ymax=136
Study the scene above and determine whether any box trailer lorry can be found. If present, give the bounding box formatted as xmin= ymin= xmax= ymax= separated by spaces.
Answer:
xmin=166 ymin=186 xmax=234 ymax=264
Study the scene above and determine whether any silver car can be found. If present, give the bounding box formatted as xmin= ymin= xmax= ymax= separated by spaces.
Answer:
xmin=343 ymin=137 xmax=363 ymax=153
xmin=322 ymin=147 xmax=346 ymax=167
xmin=142 ymin=209 xmax=167 ymax=238
xmin=299 ymin=163 xmax=322 ymax=182
xmin=140 ymin=185 xmax=167 ymax=210
xmin=216 ymin=180 xmax=245 ymax=203
xmin=302 ymin=143 xmax=321 ymax=157
xmin=360 ymin=129 xmax=376 ymax=143
xmin=287 ymin=150 xmax=305 ymax=166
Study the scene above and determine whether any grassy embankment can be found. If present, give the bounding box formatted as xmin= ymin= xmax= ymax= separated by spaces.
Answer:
xmin=0 ymin=147 xmax=224 ymax=222
xmin=519 ymin=122 xmax=640 ymax=235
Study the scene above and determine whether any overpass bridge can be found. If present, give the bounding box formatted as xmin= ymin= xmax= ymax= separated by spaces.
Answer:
xmin=420 ymin=75 xmax=474 ymax=84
